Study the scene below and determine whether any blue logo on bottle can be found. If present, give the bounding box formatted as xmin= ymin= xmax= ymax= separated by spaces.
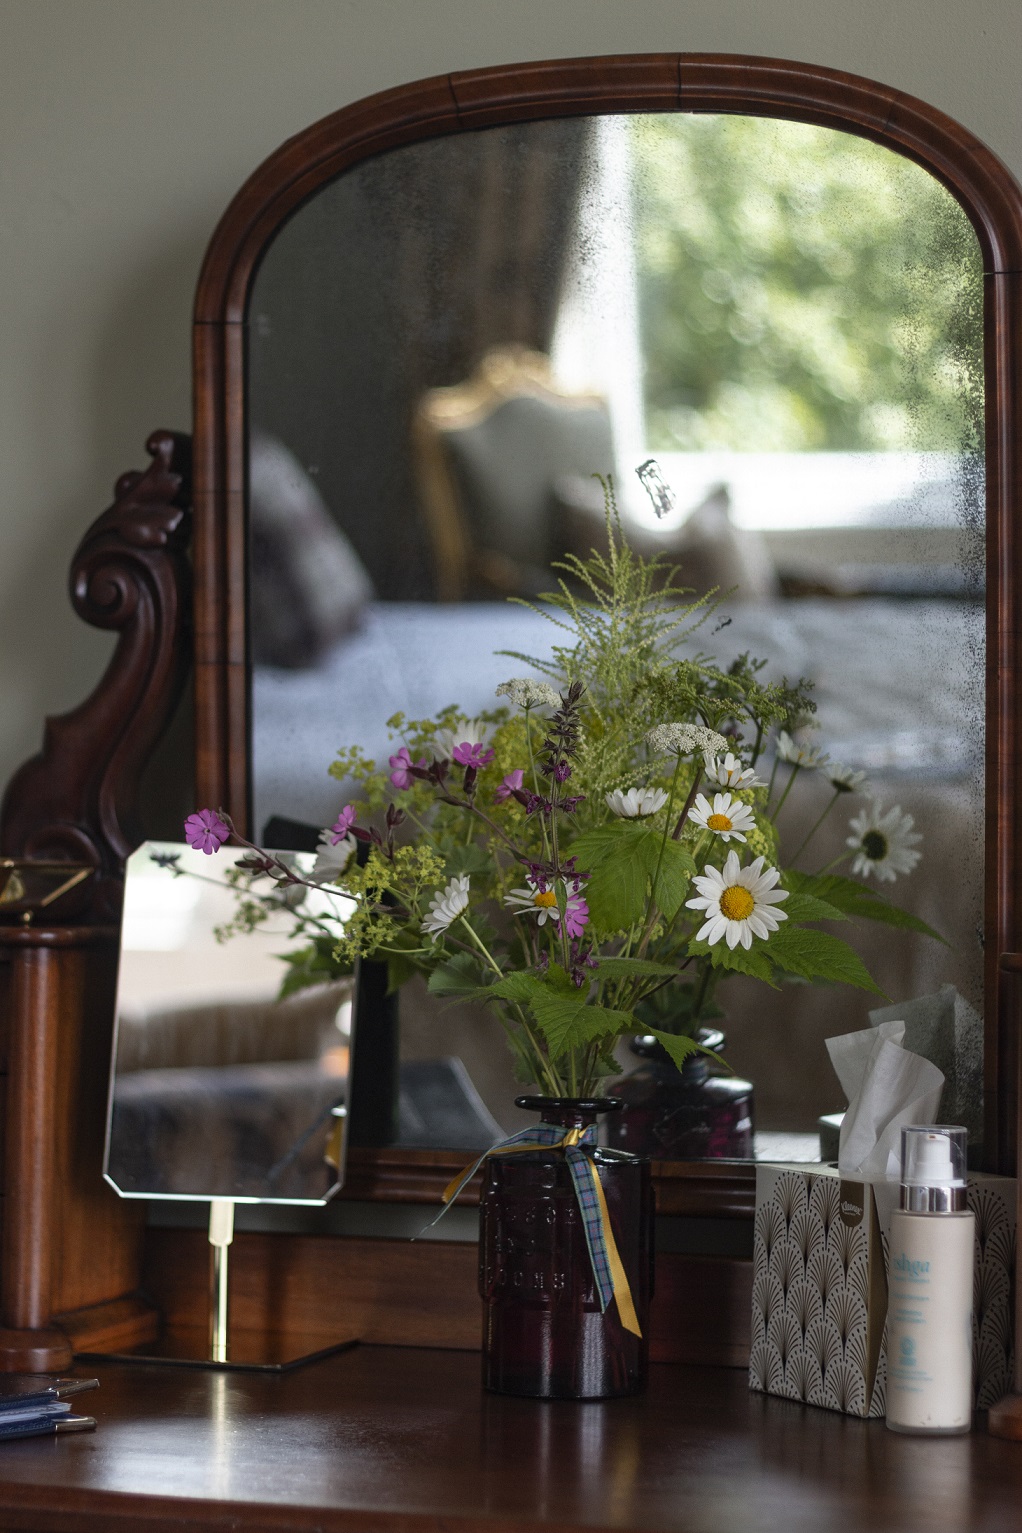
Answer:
xmin=892 ymin=1252 xmax=930 ymax=1277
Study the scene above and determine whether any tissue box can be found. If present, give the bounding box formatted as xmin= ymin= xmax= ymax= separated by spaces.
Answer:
xmin=749 ymin=1164 xmax=1015 ymax=1418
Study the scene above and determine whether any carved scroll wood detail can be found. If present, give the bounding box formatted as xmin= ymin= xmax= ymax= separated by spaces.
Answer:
xmin=0 ymin=430 xmax=193 ymax=920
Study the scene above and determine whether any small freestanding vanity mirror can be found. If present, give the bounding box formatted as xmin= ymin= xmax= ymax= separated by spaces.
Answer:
xmin=99 ymin=842 xmax=356 ymax=1369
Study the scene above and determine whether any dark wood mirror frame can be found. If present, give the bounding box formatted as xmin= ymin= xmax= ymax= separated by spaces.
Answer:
xmin=1 ymin=52 xmax=1021 ymax=1372
xmin=192 ymin=50 xmax=1022 ymax=1202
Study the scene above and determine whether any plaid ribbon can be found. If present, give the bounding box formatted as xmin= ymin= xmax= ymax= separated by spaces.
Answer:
xmin=429 ymin=1123 xmax=641 ymax=1338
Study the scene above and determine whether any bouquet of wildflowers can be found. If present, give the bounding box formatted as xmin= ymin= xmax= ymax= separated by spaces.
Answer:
xmin=186 ymin=486 xmax=938 ymax=1099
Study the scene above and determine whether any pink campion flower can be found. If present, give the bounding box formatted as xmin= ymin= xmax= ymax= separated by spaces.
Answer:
xmin=494 ymin=769 xmax=525 ymax=804
xmin=184 ymin=809 xmax=229 ymax=856
xmin=330 ymin=805 xmax=358 ymax=845
xmin=564 ymin=891 xmax=589 ymax=940
xmin=389 ymin=746 xmax=426 ymax=790
xmin=452 ymin=741 xmax=495 ymax=769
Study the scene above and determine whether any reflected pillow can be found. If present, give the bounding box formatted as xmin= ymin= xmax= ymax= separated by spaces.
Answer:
xmin=553 ymin=478 xmax=779 ymax=603
xmin=249 ymin=433 xmax=375 ymax=668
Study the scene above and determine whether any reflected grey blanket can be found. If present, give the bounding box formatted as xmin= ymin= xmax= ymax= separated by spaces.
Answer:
xmin=252 ymin=597 xmax=982 ymax=829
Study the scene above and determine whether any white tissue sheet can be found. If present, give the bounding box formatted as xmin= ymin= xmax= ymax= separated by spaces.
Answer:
xmin=825 ymin=1019 xmax=945 ymax=1179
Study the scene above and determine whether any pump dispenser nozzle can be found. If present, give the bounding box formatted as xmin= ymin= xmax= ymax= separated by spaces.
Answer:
xmin=900 ymin=1125 xmax=967 ymax=1212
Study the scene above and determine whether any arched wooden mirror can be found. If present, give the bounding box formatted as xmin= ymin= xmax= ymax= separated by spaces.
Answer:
xmin=191 ymin=55 xmax=1022 ymax=1212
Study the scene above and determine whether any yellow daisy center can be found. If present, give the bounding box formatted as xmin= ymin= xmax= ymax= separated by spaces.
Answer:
xmin=708 ymin=813 xmax=733 ymax=831
xmin=533 ymin=889 xmax=558 ymax=909
xmin=720 ymin=885 xmax=755 ymax=922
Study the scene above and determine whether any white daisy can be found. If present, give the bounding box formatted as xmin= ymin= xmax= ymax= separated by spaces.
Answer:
xmin=827 ymin=762 xmax=867 ymax=794
xmin=776 ymin=730 xmax=829 ymax=770
xmin=503 ymin=877 xmax=591 ymax=939
xmin=435 ymin=718 xmax=494 ymax=761
xmin=846 ymin=802 xmax=921 ymax=883
xmin=504 ymin=877 xmax=562 ymax=927
xmin=495 ymin=678 xmax=561 ymax=711
xmin=704 ymin=751 xmax=764 ymax=791
xmin=312 ymin=831 xmax=355 ymax=881
xmin=646 ymin=722 xmax=729 ymax=758
xmin=422 ymin=873 xmax=471 ymax=937
xmin=605 ymin=786 xmax=670 ymax=819
xmin=686 ymin=851 xmax=789 ymax=951
xmin=688 ymin=792 xmax=757 ymax=844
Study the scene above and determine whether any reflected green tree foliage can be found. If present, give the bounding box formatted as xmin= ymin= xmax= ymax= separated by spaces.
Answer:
xmin=633 ymin=115 xmax=984 ymax=453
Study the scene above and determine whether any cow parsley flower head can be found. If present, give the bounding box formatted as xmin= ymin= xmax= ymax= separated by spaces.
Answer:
xmin=685 ymin=851 xmax=789 ymax=951
xmin=605 ymin=786 xmax=670 ymax=819
xmin=495 ymin=678 xmax=561 ymax=711
xmin=704 ymin=752 xmax=764 ymax=792
xmin=646 ymin=723 xmax=729 ymax=758
xmin=846 ymin=802 xmax=921 ymax=882
xmin=422 ymin=873 xmax=471 ymax=938
xmin=688 ymin=792 xmax=757 ymax=844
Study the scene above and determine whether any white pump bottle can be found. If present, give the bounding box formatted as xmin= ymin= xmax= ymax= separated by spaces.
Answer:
xmin=886 ymin=1124 xmax=974 ymax=1435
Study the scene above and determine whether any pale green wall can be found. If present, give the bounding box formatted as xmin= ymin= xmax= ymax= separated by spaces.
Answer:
xmin=1 ymin=0 xmax=1019 ymax=795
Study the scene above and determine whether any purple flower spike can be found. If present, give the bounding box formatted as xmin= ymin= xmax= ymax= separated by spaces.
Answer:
xmin=184 ymin=809 xmax=230 ymax=856
xmin=553 ymin=759 xmax=572 ymax=784
xmin=453 ymin=742 xmax=495 ymax=769
xmin=389 ymin=746 xmax=427 ymax=791
xmin=494 ymin=769 xmax=525 ymax=804
xmin=330 ymin=805 xmax=358 ymax=845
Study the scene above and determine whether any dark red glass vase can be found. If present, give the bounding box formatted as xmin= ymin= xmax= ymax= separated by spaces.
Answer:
xmin=606 ymin=1030 xmax=754 ymax=1160
xmin=479 ymin=1097 xmax=653 ymax=1400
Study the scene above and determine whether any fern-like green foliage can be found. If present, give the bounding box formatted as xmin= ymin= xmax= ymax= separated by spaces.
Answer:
xmin=208 ymin=476 xmax=939 ymax=1096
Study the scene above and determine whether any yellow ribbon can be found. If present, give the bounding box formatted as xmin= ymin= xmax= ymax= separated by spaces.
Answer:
xmin=442 ymin=1126 xmax=642 ymax=1338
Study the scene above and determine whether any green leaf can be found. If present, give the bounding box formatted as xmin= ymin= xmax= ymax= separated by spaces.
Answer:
xmin=572 ymin=825 xmax=648 ymax=931
xmin=766 ymin=925 xmax=887 ymax=995
xmin=569 ymin=826 xmax=621 ymax=868
xmin=571 ymin=822 xmax=695 ymax=932
xmin=785 ymin=871 xmax=945 ymax=943
xmin=649 ymin=1029 xmax=703 ymax=1071
xmin=277 ymin=936 xmax=352 ymax=998
xmin=526 ymin=991 xmax=636 ymax=1056
xmin=595 ymin=957 xmax=679 ymax=980
xmin=426 ymin=952 xmax=486 ymax=997
xmin=781 ymin=891 xmax=847 ymax=923
xmin=381 ymin=927 xmax=429 ymax=994
xmin=654 ymin=838 xmax=697 ymax=921
xmin=484 ymin=972 xmax=546 ymax=1005
xmin=543 ymin=962 xmax=577 ymax=995
xmin=458 ymin=962 xmax=634 ymax=1055
xmin=442 ymin=843 xmax=494 ymax=879
xmin=688 ymin=935 xmax=779 ymax=985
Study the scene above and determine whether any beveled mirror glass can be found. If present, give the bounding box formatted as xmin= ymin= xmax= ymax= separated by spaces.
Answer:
xmin=105 ymin=842 xmax=354 ymax=1202
xmin=244 ymin=112 xmax=984 ymax=1160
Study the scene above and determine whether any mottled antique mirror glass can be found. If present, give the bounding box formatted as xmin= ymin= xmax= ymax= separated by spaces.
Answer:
xmin=245 ymin=113 xmax=984 ymax=1163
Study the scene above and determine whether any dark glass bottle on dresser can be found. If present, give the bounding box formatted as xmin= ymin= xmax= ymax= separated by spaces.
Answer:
xmin=479 ymin=1097 xmax=653 ymax=1399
